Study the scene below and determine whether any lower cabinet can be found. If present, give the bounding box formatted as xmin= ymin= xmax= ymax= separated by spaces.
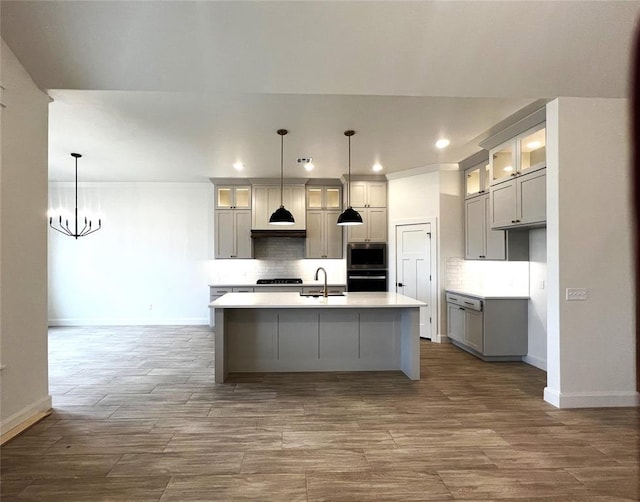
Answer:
xmin=446 ymin=292 xmax=527 ymax=361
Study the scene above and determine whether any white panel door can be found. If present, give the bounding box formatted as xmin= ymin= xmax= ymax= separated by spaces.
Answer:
xmin=395 ymin=223 xmax=432 ymax=339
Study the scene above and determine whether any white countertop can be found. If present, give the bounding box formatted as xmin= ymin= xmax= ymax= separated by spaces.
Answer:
xmin=210 ymin=291 xmax=426 ymax=309
xmin=446 ymin=288 xmax=529 ymax=300
xmin=210 ymin=283 xmax=345 ymax=288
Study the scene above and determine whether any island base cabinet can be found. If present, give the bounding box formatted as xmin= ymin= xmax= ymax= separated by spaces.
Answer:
xmin=215 ymin=307 xmax=419 ymax=381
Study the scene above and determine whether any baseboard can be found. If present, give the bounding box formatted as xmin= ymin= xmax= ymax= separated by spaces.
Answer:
xmin=433 ymin=333 xmax=449 ymax=344
xmin=1 ymin=395 xmax=52 ymax=444
xmin=523 ymin=354 xmax=547 ymax=371
xmin=48 ymin=317 xmax=209 ymax=326
xmin=544 ymin=387 xmax=640 ymax=409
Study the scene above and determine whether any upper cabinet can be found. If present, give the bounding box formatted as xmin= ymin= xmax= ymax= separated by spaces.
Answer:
xmin=252 ymin=184 xmax=306 ymax=230
xmin=464 ymin=160 xmax=491 ymax=199
xmin=215 ymin=185 xmax=251 ymax=209
xmin=349 ymin=181 xmax=387 ymax=208
xmin=307 ymin=186 xmax=342 ymax=210
xmin=488 ymin=122 xmax=546 ymax=230
xmin=490 ymin=123 xmax=546 ymax=185
xmin=345 ymin=180 xmax=387 ymax=243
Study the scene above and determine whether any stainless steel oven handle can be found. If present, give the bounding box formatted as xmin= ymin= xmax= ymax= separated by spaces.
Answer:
xmin=348 ymin=275 xmax=387 ymax=280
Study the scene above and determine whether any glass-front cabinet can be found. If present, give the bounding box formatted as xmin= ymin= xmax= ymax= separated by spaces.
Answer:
xmin=490 ymin=141 xmax=517 ymax=185
xmin=465 ymin=161 xmax=491 ymax=198
xmin=518 ymin=126 xmax=546 ymax=175
xmin=306 ymin=186 xmax=342 ymax=210
xmin=216 ymin=186 xmax=251 ymax=209
xmin=490 ymin=123 xmax=546 ymax=185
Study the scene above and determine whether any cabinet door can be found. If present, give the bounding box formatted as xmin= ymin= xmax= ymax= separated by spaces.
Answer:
xmin=215 ymin=210 xmax=236 ymax=258
xmin=346 ymin=208 xmax=368 ymax=242
xmin=252 ymin=185 xmax=281 ymax=229
xmin=518 ymin=125 xmax=546 ymax=175
xmin=367 ymin=182 xmax=387 ymax=207
xmin=367 ymin=207 xmax=387 ymax=242
xmin=305 ymin=210 xmax=325 ymax=258
xmin=464 ymin=309 xmax=483 ymax=353
xmin=324 ymin=210 xmax=343 ymax=258
xmin=484 ymin=197 xmax=506 ymax=260
xmin=447 ymin=304 xmax=465 ymax=343
xmin=465 ymin=196 xmax=485 ymax=259
xmin=282 ymin=186 xmax=306 ymax=230
xmin=234 ymin=210 xmax=252 ymax=258
xmin=517 ymin=170 xmax=546 ymax=226
xmin=233 ymin=187 xmax=252 ymax=209
xmin=490 ymin=179 xmax=517 ymax=229
xmin=348 ymin=182 xmax=367 ymax=208
xmin=490 ymin=139 xmax=517 ymax=185
xmin=325 ymin=188 xmax=342 ymax=209
xmin=306 ymin=187 xmax=324 ymax=209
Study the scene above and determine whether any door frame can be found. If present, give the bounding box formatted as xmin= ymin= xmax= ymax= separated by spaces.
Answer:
xmin=389 ymin=217 xmax=438 ymax=341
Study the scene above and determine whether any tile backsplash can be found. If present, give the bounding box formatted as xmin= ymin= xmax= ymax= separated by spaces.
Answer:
xmin=209 ymin=238 xmax=346 ymax=284
xmin=446 ymin=257 xmax=529 ymax=295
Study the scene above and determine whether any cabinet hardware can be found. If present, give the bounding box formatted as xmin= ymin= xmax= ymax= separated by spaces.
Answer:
xmin=459 ymin=307 xmax=465 ymax=311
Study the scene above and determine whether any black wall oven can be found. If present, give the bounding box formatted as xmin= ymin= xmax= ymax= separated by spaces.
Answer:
xmin=347 ymin=243 xmax=388 ymax=292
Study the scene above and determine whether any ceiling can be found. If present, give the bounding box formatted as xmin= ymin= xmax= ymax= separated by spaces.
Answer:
xmin=2 ymin=1 xmax=639 ymax=182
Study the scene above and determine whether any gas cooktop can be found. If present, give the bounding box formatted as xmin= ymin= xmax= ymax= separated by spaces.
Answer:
xmin=256 ymin=278 xmax=303 ymax=284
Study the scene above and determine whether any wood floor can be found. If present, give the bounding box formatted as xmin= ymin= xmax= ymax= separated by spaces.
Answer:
xmin=1 ymin=325 xmax=639 ymax=501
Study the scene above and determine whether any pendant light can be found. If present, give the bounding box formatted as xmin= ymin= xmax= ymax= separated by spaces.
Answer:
xmin=269 ymin=129 xmax=296 ymax=225
xmin=337 ymin=130 xmax=363 ymax=226
xmin=49 ymin=153 xmax=102 ymax=239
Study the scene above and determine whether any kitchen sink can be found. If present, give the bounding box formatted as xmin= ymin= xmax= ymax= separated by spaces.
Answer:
xmin=299 ymin=292 xmax=345 ymax=298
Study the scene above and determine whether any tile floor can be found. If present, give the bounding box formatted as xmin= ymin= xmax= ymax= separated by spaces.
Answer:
xmin=1 ymin=325 xmax=638 ymax=501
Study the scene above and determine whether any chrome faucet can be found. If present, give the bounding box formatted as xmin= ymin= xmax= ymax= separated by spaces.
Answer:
xmin=314 ymin=267 xmax=328 ymax=297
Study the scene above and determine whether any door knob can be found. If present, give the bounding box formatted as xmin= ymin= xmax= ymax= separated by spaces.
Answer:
xmin=397 ymin=282 xmax=404 ymax=287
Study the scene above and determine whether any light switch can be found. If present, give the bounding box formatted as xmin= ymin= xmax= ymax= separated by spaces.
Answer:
xmin=566 ymin=288 xmax=588 ymax=301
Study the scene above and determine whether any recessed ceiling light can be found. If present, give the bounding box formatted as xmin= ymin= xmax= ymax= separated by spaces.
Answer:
xmin=233 ymin=162 xmax=244 ymax=170
xmin=372 ymin=163 xmax=383 ymax=172
xmin=435 ymin=138 xmax=450 ymax=149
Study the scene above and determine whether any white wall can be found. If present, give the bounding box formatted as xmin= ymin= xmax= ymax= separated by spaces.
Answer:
xmin=1 ymin=40 xmax=52 ymax=436
xmin=525 ymin=228 xmax=547 ymax=370
xmin=48 ymin=182 xmax=214 ymax=325
xmin=387 ymin=168 xmax=463 ymax=339
xmin=545 ymin=97 xmax=638 ymax=408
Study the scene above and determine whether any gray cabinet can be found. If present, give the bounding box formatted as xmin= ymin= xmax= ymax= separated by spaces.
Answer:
xmin=446 ymin=291 xmax=528 ymax=361
xmin=349 ymin=181 xmax=387 ymax=208
xmin=215 ymin=186 xmax=251 ymax=209
xmin=466 ymin=194 xmax=529 ymax=260
xmin=465 ymin=194 xmax=505 ymax=260
xmin=306 ymin=209 xmax=343 ymax=259
xmin=490 ymin=169 xmax=546 ymax=229
xmin=347 ymin=207 xmax=387 ymax=243
xmin=215 ymin=209 xmax=252 ymax=259
xmin=252 ymin=184 xmax=306 ymax=230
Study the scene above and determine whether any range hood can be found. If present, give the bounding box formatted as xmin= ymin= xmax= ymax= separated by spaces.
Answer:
xmin=251 ymin=229 xmax=307 ymax=239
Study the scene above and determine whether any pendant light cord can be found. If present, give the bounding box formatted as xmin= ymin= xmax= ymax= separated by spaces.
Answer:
xmin=280 ymin=132 xmax=284 ymax=207
xmin=345 ymin=130 xmax=355 ymax=207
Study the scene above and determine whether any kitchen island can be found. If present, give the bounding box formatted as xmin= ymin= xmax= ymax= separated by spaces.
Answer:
xmin=210 ymin=292 xmax=425 ymax=382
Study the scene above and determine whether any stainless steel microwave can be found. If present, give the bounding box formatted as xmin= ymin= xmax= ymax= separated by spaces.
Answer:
xmin=347 ymin=243 xmax=387 ymax=270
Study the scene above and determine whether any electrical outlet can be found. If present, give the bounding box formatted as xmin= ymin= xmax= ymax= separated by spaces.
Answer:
xmin=539 ymin=280 xmax=545 ymax=290
xmin=566 ymin=288 xmax=588 ymax=301
xmin=148 ymin=304 xmax=153 ymax=311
